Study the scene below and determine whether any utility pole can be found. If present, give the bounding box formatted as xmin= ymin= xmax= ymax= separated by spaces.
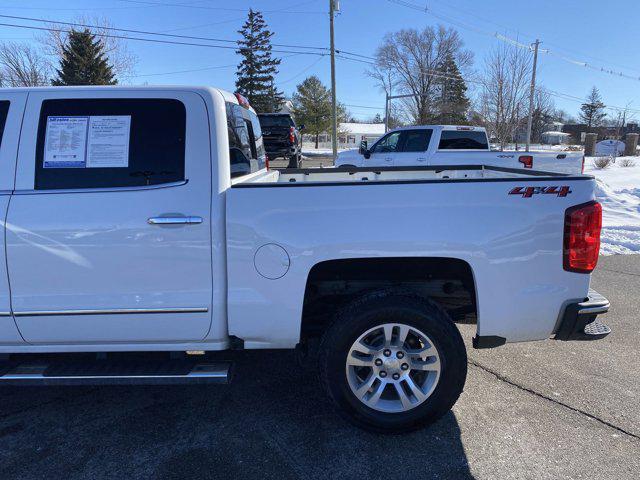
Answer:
xmin=329 ymin=0 xmax=338 ymax=160
xmin=525 ymin=39 xmax=540 ymax=152
xmin=384 ymin=71 xmax=391 ymax=133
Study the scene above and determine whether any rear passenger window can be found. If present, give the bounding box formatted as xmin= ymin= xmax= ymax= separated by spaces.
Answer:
xmin=438 ymin=130 xmax=488 ymax=150
xmin=401 ymin=129 xmax=432 ymax=152
xmin=0 ymin=101 xmax=10 ymax=148
xmin=226 ymin=103 xmax=265 ymax=178
xmin=35 ymin=99 xmax=186 ymax=190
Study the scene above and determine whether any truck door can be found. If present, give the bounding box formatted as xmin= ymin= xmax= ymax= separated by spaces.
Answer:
xmin=367 ymin=130 xmax=401 ymax=166
xmin=6 ymin=90 xmax=214 ymax=344
xmin=394 ymin=129 xmax=433 ymax=166
xmin=0 ymin=92 xmax=27 ymax=345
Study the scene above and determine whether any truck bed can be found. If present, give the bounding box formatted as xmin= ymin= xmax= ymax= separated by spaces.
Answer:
xmin=226 ymin=164 xmax=596 ymax=348
xmin=233 ymin=164 xmax=587 ymax=186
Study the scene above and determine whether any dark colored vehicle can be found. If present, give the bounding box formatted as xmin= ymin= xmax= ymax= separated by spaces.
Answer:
xmin=258 ymin=113 xmax=304 ymax=168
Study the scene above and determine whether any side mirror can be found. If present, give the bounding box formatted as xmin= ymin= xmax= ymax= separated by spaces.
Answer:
xmin=298 ymin=124 xmax=305 ymax=131
xmin=359 ymin=140 xmax=368 ymax=155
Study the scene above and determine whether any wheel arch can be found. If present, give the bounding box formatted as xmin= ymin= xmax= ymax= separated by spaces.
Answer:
xmin=299 ymin=256 xmax=478 ymax=343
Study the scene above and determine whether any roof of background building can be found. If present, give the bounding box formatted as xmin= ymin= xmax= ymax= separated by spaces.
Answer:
xmin=340 ymin=123 xmax=386 ymax=135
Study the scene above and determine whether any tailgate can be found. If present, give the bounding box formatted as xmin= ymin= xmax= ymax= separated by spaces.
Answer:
xmin=262 ymin=127 xmax=291 ymax=148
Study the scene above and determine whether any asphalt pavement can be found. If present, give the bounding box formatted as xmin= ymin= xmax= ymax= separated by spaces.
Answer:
xmin=0 ymin=255 xmax=638 ymax=480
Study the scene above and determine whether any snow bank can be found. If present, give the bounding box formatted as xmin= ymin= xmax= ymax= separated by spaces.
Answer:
xmin=585 ymin=157 xmax=640 ymax=255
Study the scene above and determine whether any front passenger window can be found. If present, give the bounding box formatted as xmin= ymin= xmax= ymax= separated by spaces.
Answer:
xmin=372 ymin=131 xmax=401 ymax=154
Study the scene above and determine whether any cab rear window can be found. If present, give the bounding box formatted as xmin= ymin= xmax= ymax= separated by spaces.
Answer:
xmin=438 ymin=131 xmax=488 ymax=150
xmin=258 ymin=115 xmax=293 ymax=128
xmin=227 ymin=103 xmax=266 ymax=178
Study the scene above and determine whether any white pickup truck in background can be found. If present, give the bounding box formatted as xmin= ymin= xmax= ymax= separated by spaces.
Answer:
xmin=335 ymin=125 xmax=585 ymax=174
xmin=0 ymin=86 xmax=609 ymax=432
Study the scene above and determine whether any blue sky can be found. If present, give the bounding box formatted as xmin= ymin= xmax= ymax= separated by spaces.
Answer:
xmin=1 ymin=0 xmax=639 ymax=121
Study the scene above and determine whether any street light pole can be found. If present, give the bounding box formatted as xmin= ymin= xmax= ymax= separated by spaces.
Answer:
xmin=329 ymin=0 xmax=338 ymax=160
xmin=525 ymin=39 xmax=540 ymax=152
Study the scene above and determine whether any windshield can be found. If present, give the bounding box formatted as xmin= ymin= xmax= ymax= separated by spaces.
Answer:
xmin=258 ymin=115 xmax=294 ymax=128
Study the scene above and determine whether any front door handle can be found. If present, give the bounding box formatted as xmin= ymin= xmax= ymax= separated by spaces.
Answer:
xmin=147 ymin=216 xmax=203 ymax=225
xmin=384 ymin=157 xmax=393 ymax=162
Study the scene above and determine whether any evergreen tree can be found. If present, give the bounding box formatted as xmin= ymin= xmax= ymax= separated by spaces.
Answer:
xmin=579 ymin=87 xmax=607 ymax=128
xmin=292 ymin=75 xmax=348 ymax=149
xmin=52 ymin=29 xmax=116 ymax=86
xmin=434 ymin=52 xmax=470 ymax=124
xmin=372 ymin=113 xmax=383 ymax=123
xmin=235 ymin=9 xmax=284 ymax=113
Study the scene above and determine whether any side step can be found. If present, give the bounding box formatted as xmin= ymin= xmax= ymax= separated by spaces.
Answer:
xmin=0 ymin=360 xmax=231 ymax=386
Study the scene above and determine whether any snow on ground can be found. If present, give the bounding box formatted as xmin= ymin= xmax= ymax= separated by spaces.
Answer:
xmin=302 ymin=147 xmax=354 ymax=157
xmin=584 ymin=157 xmax=640 ymax=255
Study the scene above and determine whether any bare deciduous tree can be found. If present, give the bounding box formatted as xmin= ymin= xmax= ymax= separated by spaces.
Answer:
xmin=477 ymin=43 xmax=531 ymax=149
xmin=530 ymin=88 xmax=556 ymax=143
xmin=369 ymin=25 xmax=473 ymax=125
xmin=0 ymin=42 xmax=50 ymax=87
xmin=38 ymin=16 xmax=137 ymax=80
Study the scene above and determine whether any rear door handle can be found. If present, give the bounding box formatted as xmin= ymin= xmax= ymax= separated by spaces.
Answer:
xmin=147 ymin=216 xmax=203 ymax=225
xmin=384 ymin=157 xmax=393 ymax=162
xmin=417 ymin=157 xmax=427 ymax=162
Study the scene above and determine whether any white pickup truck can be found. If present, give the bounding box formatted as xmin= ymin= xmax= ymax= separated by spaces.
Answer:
xmin=335 ymin=125 xmax=585 ymax=174
xmin=0 ymin=86 xmax=609 ymax=432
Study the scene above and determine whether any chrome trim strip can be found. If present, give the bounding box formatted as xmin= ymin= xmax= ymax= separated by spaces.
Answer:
xmin=13 ymin=307 xmax=208 ymax=317
xmin=578 ymin=303 xmax=610 ymax=315
xmin=14 ymin=180 xmax=188 ymax=196
xmin=0 ymin=312 xmax=11 ymax=316
xmin=148 ymin=216 xmax=203 ymax=225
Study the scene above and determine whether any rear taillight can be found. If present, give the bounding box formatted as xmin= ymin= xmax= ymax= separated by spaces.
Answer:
xmin=289 ymin=127 xmax=295 ymax=144
xmin=519 ymin=155 xmax=533 ymax=168
xmin=563 ymin=201 xmax=602 ymax=273
xmin=265 ymin=154 xmax=270 ymax=170
xmin=581 ymin=155 xmax=585 ymax=173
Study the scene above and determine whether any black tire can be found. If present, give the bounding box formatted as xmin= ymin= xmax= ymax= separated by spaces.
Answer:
xmin=287 ymin=153 xmax=302 ymax=169
xmin=318 ymin=289 xmax=467 ymax=433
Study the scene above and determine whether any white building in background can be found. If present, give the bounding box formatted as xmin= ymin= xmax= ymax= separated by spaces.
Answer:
xmin=303 ymin=123 xmax=386 ymax=150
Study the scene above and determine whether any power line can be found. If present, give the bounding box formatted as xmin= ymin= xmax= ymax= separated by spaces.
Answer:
xmin=344 ymin=103 xmax=384 ymax=110
xmin=279 ymin=55 xmax=327 ymax=84
xmin=0 ymin=21 xmax=326 ymax=57
xmin=385 ymin=0 xmax=640 ymax=83
xmin=0 ymin=14 xmax=330 ymax=52
xmin=115 ymin=0 xmax=326 ymax=14
xmin=125 ymin=63 xmax=237 ymax=78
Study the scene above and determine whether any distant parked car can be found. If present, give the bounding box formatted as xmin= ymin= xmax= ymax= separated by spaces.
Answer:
xmin=258 ymin=113 xmax=304 ymax=168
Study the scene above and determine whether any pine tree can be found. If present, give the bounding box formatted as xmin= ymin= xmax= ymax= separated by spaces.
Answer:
xmin=52 ymin=29 xmax=116 ymax=86
xmin=292 ymin=75 xmax=348 ymax=148
xmin=292 ymin=76 xmax=332 ymax=149
xmin=434 ymin=52 xmax=470 ymax=124
xmin=579 ymin=87 xmax=607 ymax=128
xmin=235 ymin=9 xmax=284 ymax=113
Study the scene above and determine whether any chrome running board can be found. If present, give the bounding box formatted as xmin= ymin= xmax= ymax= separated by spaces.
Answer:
xmin=0 ymin=361 xmax=231 ymax=386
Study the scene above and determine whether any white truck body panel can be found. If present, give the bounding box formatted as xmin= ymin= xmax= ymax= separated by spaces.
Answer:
xmin=335 ymin=125 xmax=584 ymax=174
xmin=0 ymin=87 xmax=598 ymax=354
xmin=227 ymin=170 xmax=594 ymax=348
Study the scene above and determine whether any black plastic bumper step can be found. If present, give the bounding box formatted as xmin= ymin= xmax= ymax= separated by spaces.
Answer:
xmin=0 ymin=360 xmax=231 ymax=385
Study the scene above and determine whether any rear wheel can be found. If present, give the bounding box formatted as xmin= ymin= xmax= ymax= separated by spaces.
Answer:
xmin=287 ymin=153 xmax=302 ymax=169
xmin=319 ymin=290 xmax=467 ymax=432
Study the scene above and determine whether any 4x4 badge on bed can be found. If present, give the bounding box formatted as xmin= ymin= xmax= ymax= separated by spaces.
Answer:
xmin=509 ymin=186 xmax=572 ymax=198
